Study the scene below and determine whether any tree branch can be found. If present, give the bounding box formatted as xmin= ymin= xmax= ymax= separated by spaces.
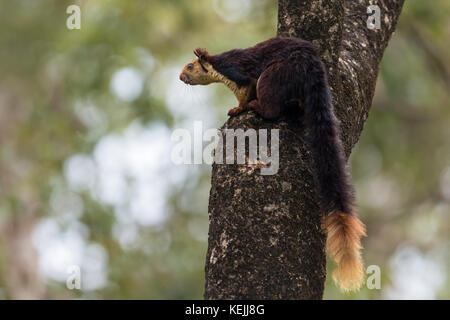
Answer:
xmin=339 ymin=0 xmax=405 ymax=152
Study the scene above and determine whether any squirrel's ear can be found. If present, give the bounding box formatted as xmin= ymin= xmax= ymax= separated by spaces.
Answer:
xmin=193 ymin=48 xmax=209 ymax=61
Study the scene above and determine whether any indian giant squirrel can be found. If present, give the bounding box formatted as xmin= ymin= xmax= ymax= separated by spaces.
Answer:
xmin=179 ymin=36 xmax=367 ymax=292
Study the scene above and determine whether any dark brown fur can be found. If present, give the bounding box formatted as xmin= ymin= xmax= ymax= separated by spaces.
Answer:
xmin=180 ymin=36 xmax=367 ymax=292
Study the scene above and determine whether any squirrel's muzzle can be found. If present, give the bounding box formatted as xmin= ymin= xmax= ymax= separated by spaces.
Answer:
xmin=179 ymin=73 xmax=191 ymax=84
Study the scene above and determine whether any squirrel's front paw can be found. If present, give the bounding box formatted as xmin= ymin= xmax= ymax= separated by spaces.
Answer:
xmin=227 ymin=106 xmax=244 ymax=117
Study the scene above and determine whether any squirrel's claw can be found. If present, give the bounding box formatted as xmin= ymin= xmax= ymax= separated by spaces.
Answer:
xmin=227 ymin=106 xmax=245 ymax=117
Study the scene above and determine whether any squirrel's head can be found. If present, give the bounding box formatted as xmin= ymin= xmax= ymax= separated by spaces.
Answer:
xmin=179 ymin=48 xmax=215 ymax=85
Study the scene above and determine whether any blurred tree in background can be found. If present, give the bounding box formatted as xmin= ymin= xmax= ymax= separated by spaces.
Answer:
xmin=0 ymin=0 xmax=448 ymax=299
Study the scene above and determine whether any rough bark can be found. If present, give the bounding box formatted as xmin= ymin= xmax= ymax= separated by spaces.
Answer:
xmin=204 ymin=0 xmax=404 ymax=299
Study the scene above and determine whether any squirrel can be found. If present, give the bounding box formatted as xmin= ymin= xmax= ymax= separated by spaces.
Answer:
xmin=179 ymin=36 xmax=367 ymax=292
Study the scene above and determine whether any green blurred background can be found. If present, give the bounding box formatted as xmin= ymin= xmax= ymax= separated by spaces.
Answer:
xmin=0 ymin=0 xmax=448 ymax=299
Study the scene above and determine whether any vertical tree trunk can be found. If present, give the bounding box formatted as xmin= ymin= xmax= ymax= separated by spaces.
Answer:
xmin=204 ymin=0 xmax=404 ymax=299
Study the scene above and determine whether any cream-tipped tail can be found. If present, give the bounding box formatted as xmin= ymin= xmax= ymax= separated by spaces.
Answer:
xmin=322 ymin=211 xmax=367 ymax=292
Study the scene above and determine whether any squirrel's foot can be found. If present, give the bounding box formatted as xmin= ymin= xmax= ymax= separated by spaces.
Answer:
xmin=227 ymin=106 xmax=245 ymax=117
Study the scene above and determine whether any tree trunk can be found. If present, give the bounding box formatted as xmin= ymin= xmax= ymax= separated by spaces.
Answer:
xmin=204 ymin=0 xmax=404 ymax=299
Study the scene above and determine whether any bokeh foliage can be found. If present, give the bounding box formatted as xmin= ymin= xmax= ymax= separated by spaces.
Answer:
xmin=0 ymin=0 xmax=448 ymax=299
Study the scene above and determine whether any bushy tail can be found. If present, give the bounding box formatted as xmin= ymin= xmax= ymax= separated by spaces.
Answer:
xmin=322 ymin=211 xmax=366 ymax=291
xmin=301 ymin=54 xmax=367 ymax=292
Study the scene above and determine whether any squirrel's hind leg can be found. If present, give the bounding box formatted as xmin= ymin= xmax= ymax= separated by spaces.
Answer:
xmin=247 ymin=63 xmax=286 ymax=120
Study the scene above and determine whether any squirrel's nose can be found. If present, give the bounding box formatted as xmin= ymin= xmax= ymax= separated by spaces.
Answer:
xmin=179 ymin=73 xmax=186 ymax=82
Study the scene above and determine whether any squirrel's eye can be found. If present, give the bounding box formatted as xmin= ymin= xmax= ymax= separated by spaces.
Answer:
xmin=187 ymin=63 xmax=194 ymax=70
